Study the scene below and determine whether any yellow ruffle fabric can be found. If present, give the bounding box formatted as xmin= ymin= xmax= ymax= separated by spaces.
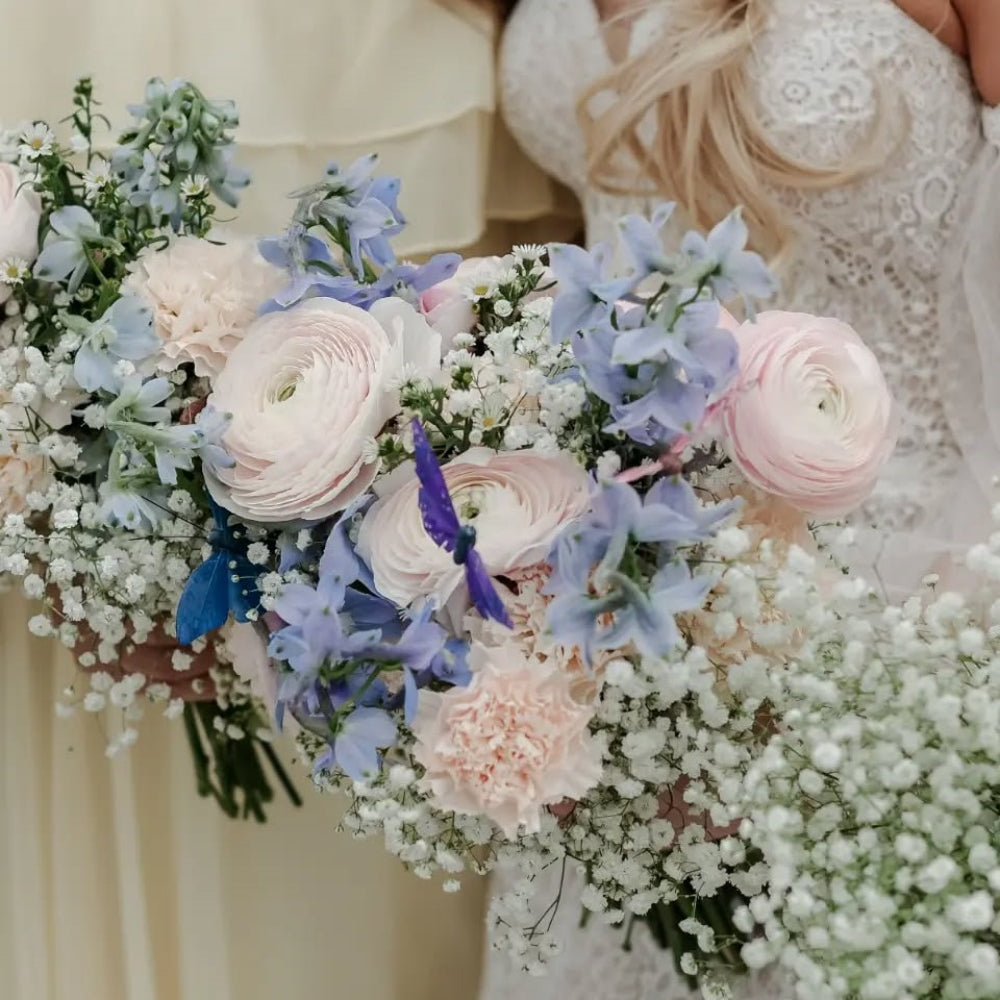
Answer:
xmin=0 ymin=2 xmax=576 ymax=998
xmin=0 ymin=0 xmax=573 ymax=250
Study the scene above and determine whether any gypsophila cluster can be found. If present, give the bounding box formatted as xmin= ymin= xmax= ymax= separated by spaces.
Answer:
xmin=732 ymin=527 xmax=1000 ymax=1000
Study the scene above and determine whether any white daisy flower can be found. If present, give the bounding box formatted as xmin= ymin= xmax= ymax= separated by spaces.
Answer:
xmin=18 ymin=123 xmax=54 ymax=160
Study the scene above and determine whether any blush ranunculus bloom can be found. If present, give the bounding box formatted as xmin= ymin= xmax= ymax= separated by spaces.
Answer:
xmin=122 ymin=236 xmax=285 ymax=381
xmin=355 ymin=447 xmax=590 ymax=609
xmin=411 ymin=640 xmax=602 ymax=838
xmin=418 ymin=257 xmax=497 ymax=350
xmin=204 ymin=297 xmax=442 ymax=523
xmin=0 ymin=164 xmax=42 ymax=304
xmin=721 ymin=311 xmax=897 ymax=517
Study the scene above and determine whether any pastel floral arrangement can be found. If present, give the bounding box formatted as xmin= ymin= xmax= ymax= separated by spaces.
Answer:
xmin=7 ymin=80 xmax=1000 ymax=1000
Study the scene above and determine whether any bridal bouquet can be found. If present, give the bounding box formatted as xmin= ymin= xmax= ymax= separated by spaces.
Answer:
xmin=11 ymin=77 xmax=1000 ymax=1000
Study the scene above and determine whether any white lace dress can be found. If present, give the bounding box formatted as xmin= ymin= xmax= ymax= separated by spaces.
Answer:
xmin=478 ymin=1 xmax=999 ymax=997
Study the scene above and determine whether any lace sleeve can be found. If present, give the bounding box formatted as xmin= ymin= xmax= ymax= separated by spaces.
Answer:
xmin=938 ymin=105 xmax=1000 ymax=502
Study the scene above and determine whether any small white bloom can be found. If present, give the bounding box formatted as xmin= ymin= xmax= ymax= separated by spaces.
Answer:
xmin=180 ymin=175 xmax=209 ymax=198
xmin=810 ymin=741 xmax=843 ymax=772
xmin=595 ymin=451 xmax=622 ymax=481
xmin=164 ymin=699 xmax=185 ymax=720
xmin=83 ymin=691 xmax=107 ymax=712
xmin=714 ymin=526 xmax=750 ymax=559
xmin=82 ymin=166 xmax=113 ymax=199
xmin=0 ymin=256 xmax=29 ymax=286
xmin=946 ymin=891 xmax=994 ymax=931
xmin=19 ymin=123 xmax=54 ymax=160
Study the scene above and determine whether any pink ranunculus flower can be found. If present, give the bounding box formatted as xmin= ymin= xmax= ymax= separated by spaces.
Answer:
xmin=204 ymin=297 xmax=442 ymax=523
xmin=0 ymin=164 xmax=42 ymax=304
xmin=355 ymin=447 xmax=590 ymax=610
xmin=419 ymin=256 xmax=499 ymax=349
xmin=122 ymin=235 xmax=285 ymax=381
xmin=411 ymin=640 xmax=602 ymax=838
xmin=721 ymin=310 xmax=897 ymax=517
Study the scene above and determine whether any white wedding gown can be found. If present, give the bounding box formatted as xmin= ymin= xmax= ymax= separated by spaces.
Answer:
xmin=480 ymin=0 xmax=1000 ymax=997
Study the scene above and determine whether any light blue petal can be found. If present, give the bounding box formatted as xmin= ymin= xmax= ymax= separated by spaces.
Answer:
xmin=48 ymin=205 xmax=98 ymax=239
xmin=73 ymin=345 xmax=115 ymax=393
xmin=34 ymin=240 xmax=83 ymax=282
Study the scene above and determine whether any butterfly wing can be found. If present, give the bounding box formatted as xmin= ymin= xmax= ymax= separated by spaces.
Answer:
xmin=411 ymin=419 xmax=460 ymax=551
xmin=464 ymin=548 xmax=513 ymax=628
xmin=176 ymin=549 xmax=232 ymax=645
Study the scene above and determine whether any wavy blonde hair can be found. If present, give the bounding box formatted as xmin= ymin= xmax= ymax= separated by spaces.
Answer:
xmin=580 ymin=0 xmax=893 ymax=260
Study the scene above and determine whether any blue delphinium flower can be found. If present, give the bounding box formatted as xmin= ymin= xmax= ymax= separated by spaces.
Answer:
xmin=191 ymin=406 xmax=233 ymax=473
xmin=549 ymin=479 xmax=735 ymax=591
xmin=569 ymin=297 xmax=739 ymax=447
xmin=98 ymin=446 xmax=170 ymax=529
xmin=259 ymin=218 xmax=459 ymax=315
xmin=610 ymin=297 xmax=735 ymax=376
xmin=102 ymin=379 xmax=232 ymax=487
xmin=616 ymin=203 xmax=676 ymax=280
xmin=312 ymin=706 xmax=399 ymax=781
xmin=257 ymin=226 xmax=353 ymax=312
xmin=547 ymin=560 xmax=711 ymax=662
xmin=72 ymin=295 xmax=160 ymax=393
xmin=679 ymin=209 xmax=777 ymax=309
xmin=34 ymin=206 xmax=104 ymax=292
xmin=355 ymin=603 xmax=450 ymax=722
xmin=112 ymin=77 xmax=248 ymax=225
xmin=545 ymin=479 xmax=735 ymax=663
xmin=547 ymin=242 xmax=637 ymax=344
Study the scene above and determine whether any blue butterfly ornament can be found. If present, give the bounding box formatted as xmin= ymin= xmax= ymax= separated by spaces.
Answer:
xmin=176 ymin=495 xmax=262 ymax=646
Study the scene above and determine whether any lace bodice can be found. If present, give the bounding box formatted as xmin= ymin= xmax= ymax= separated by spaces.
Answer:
xmin=500 ymin=0 xmax=988 ymax=554
xmin=486 ymin=4 xmax=992 ymax=998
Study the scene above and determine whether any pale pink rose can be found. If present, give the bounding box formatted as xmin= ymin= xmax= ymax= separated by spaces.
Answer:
xmin=721 ymin=311 xmax=897 ymax=517
xmin=419 ymin=257 xmax=497 ymax=349
xmin=0 ymin=445 xmax=49 ymax=516
xmin=204 ymin=297 xmax=441 ymax=523
xmin=122 ymin=236 xmax=285 ymax=381
xmin=0 ymin=164 xmax=42 ymax=304
xmin=411 ymin=640 xmax=602 ymax=838
xmin=356 ymin=447 xmax=590 ymax=609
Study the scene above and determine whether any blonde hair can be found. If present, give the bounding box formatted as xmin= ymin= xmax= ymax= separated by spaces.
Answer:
xmin=580 ymin=0 xmax=888 ymax=261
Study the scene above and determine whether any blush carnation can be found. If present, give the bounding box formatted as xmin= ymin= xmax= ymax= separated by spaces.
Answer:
xmin=122 ymin=236 xmax=286 ymax=380
xmin=722 ymin=311 xmax=897 ymax=516
xmin=204 ymin=297 xmax=442 ymax=523
xmin=411 ymin=640 xmax=602 ymax=838
xmin=356 ymin=448 xmax=590 ymax=609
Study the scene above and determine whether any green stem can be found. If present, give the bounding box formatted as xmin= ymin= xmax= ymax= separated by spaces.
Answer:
xmin=657 ymin=902 xmax=696 ymax=987
xmin=260 ymin=740 xmax=302 ymax=807
xmin=182 ymin=704 xmax=212 ymax=798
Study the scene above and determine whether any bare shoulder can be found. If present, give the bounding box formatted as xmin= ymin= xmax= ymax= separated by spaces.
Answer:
xmin=953 ymin=0 xmax=1000 ymax=104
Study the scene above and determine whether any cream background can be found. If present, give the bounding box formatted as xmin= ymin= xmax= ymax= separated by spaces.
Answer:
xmin=0 ymin=2 xmax=575 ymax=998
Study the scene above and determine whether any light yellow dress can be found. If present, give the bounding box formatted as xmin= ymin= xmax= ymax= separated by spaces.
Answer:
xmin=0 ymin=2 xmax=576 ymax=998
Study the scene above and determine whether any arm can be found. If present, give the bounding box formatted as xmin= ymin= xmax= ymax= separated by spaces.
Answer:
xmin=954 ymin=0 xmax=1000 ymax=104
